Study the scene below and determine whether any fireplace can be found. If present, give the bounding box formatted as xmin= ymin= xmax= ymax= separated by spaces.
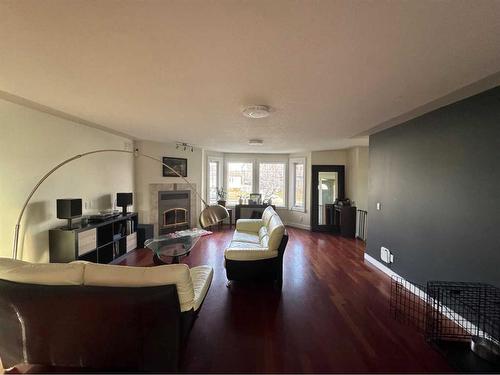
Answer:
xmin=164 ymin=208 xmax=188 ymax=227
xmin=158 ymin=191 xmax=190 ymax=235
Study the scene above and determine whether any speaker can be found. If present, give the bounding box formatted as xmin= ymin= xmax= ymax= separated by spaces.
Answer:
xmin=56 ymin=199 xmax=82 ymax=219
xmin=117 ymin=193 xmax=133 ymax=207
xmin=137 ymin=224 xmax=154 ymax=248
xmin=117 ymin=193 xmax=133 ymax=214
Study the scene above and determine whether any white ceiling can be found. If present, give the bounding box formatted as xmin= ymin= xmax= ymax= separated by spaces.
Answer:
xmin=1 ymin=0 xmax=500 ymax=153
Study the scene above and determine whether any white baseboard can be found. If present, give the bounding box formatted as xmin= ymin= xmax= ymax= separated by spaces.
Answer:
xmin=364 ymin=252 xmax=479 ymax=336
xmin=285 ymin=222 xmax=311 ymax=230
xmin=364 ymin=253 xmax=398 ymax=278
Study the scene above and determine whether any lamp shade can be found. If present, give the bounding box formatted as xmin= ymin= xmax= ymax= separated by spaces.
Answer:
xmin=199 ymin=204 xmax=229 ymax=228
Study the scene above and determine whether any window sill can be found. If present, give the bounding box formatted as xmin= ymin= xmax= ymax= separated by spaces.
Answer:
xmin=225 ymin=204 xmax=287 ymax=209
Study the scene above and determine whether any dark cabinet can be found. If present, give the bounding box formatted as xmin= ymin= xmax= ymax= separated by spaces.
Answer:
xmin=333 ymin=205 xmax=356 ymax=238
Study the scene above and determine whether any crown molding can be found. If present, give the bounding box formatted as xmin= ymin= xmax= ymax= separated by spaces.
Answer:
xmin=0 ymin=90 xmax=136 ymax=140
xmin=356 ymin=70 xmax=500 ymax=137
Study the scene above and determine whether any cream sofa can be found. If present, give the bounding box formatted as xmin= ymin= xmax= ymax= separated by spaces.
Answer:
xmin=0 ymin=258 xmax=213 ymax=372
xmin=224 ymin=206 xmax=288 ymax=287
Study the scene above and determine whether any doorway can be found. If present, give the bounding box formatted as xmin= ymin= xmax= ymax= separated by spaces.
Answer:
xmin=311 ymin=165 xmax=345 ymax=232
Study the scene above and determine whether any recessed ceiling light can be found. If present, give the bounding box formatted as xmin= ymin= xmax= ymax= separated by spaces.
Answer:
xmin=248 ymin=139 xmax=264 ymax=146
xmin=242 ymin=105 xmax=271 ymax=119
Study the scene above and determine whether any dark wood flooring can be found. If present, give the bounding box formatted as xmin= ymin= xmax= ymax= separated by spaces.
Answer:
xmin=115 ymin=227 xmax=452 ymax=373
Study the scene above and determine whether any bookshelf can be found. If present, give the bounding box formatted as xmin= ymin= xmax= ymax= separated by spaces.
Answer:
xmin=49 ymin=213 xmax=138 ymax=263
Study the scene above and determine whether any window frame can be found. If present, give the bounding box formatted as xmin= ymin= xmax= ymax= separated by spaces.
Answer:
xmin=206 ymin=156 xmax=223 ymax=205
xmin=289 ymin=157 xmax=306 ymax=212
xmin=257 ymin=161 xmax=288 ymax=208
xmin=224 ymin=158 xmax=255 ymax=207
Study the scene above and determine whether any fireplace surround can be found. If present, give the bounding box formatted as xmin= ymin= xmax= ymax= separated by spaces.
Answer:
xmin=149 ymin=183 xmax=198 ymax=235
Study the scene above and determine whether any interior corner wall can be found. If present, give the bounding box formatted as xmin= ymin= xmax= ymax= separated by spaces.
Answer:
xmin=134 ymin=140 xmax=203 ymax=231
xmin=346 ymin=146 xmax=369 ymax=211
xmin=367 ymin=86 xmax=500 ymax=287
xmin=0 ymin=98 xmax=134 ymax=263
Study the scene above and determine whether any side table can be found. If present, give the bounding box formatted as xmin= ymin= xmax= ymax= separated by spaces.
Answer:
xmin=218 ymin=208 xmax=233 ymax=229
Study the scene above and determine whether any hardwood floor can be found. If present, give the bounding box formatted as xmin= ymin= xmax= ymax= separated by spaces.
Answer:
xmin=115 ymin=227 xmax=452 ymax=373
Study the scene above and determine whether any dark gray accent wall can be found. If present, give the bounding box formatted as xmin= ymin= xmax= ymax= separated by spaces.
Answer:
xmin=367 ymin=86 xmax=500 ymax=287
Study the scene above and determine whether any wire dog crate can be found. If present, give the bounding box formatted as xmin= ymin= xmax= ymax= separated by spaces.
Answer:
xmin=390 ymin=277 xmax=500 ymax=363
xmin=390 ymin=277 xmax=427 ymax=331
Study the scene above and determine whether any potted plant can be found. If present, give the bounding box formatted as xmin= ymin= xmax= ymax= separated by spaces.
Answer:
xmin=216 ymin=187 xmax=227 ymax=207
xmin=263 ymin=188 xmax=278 ymax=206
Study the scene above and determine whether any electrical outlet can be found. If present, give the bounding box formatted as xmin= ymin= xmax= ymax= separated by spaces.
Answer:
xmin=380 ymin=246 xmax=394 ymax=264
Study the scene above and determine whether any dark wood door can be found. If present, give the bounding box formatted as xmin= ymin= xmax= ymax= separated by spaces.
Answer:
xmin=311 ymin=165 xmax=345 ymax=232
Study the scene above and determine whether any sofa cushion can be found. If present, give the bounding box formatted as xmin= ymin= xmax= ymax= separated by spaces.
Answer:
xmin=0 ymin=257 xmax=85 ymax=286
xmin=258 ymin=226 xmax=268 ymax=240
xmin=228 ymin=240 xmax=266 ymax=249
xmin=267 ymin=214 xmax=286 ymax=251
xmin=232 ymin=229 xmax=261 ymax=244
xmin=189 ymin=266 xmax=213 ymax=311
xmin=235 ymin=219 xmax=264 ymax=232
xmin=225 ymin=246 xmax=278 ymax=261
xmin=83 ymin=263 xmax=195 ymax=312
xmin=262 ymin=206 xmax=276 ymax=227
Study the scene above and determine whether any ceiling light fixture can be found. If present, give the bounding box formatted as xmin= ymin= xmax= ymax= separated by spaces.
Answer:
xmin=242 ymin=105 xmax=271 ymax=119
xmin=248 ymin=139 xmax=264 ymax=146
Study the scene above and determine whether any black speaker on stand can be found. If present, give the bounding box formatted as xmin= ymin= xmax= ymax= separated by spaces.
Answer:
xmin=57 ymin=199 xmax=82 ymax=230
xmin=117 ymin=193 xmax=133 ymax=215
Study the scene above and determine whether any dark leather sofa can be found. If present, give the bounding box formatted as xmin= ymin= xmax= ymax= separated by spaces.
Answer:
xmin=0 ymin=258 xmax=213 ymax=372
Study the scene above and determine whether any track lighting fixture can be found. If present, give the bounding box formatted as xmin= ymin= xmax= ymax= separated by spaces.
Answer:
xmin=176 ymin=142 xmax=194 ymax=153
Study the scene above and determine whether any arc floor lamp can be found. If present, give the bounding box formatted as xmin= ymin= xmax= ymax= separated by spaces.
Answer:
xmin=12 ymin=148 xmax=228 ymax=260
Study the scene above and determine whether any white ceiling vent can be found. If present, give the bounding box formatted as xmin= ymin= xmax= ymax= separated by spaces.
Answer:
xmin=242 ymin=105 xmax=271 ymax=119
xmin=248 ymin=139 xmax=264 ymax=146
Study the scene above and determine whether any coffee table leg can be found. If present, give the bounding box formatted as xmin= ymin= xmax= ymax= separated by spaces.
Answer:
xmin=153 ymin=253 xmax=166 ymax=265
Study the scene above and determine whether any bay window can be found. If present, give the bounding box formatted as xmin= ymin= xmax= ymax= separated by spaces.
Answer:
xmin=213 ymin=156 xmax=305 ymax=210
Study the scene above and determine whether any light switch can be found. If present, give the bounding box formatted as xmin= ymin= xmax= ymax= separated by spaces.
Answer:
xmin=376 ymin=202 xmax=381 ymax=210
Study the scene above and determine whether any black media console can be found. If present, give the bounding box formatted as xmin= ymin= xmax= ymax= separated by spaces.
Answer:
xmin=49 ymin=213 xmax=138 ymax=263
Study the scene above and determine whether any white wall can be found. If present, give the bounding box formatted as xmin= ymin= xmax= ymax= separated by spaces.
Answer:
xmin=311 ymin=150 xmax=348 ymax=165
xmin=134 ymin=140 xmax=203 ymax=229
xmin=346 ymin=146 xmax=369 ymax=211
xmin=0 ymin=99 xmax=134 ymax=262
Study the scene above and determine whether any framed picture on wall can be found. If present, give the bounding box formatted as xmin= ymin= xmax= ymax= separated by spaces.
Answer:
xmin=162 ymin=157 xmax=188 ymax=177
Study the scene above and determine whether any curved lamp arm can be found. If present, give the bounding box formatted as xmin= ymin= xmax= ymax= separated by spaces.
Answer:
xmin=12 ymin=148 xmax=212 ymax=260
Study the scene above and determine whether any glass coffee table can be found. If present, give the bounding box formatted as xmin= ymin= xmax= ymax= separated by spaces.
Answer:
xmin=144 ymin=234 xmax=201 ymax=264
